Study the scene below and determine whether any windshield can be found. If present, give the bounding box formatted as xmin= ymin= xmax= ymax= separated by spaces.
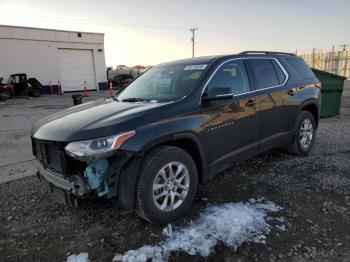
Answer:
xmin=6 ymin=76 xmax=14 ymax=84
xmin=116 ymin=63 xmax=207 ymax=102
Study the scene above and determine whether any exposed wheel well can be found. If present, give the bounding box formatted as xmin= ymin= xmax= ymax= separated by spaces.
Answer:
xmin=147 ymin=139 xmax=204 ymax=183
xmin=301 ymin=103 xmax=319 ymax=127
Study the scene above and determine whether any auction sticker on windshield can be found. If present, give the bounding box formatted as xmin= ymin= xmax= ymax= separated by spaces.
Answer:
xmin=184 ymin=64 xmax=207 ymax=70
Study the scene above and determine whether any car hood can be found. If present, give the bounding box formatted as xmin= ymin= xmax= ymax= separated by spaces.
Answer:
xmin=32 ymin=98 xmax=167 ymax=142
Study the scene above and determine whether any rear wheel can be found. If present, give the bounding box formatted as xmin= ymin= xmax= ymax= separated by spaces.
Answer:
xmin=31 ymin=88 xmax=41 ymax=97
xmin=135 ymin=146 xmax=198 ymax=224
xmin=7 ymin=89 xmax=12 ymax=99
xmin=286 ymin=111 xmax=316 ymax=155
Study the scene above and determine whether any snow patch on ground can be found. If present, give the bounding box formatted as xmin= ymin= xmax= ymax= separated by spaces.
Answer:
xmin=66 ymin=252 xmax=89 ymax=262
xmin=121 ymin=198 xmax=284 ymax=262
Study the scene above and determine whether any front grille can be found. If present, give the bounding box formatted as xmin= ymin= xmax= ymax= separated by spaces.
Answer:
xmin=32 ymin=138 xmax=66 ymax=174
xmin=51 ymin=184 xmax=68 ymax=204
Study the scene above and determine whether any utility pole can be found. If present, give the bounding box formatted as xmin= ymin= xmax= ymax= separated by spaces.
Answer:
xmin=331 ymin=45 xmax=335 ymax=74
xmin=190 ymin=28 xmax=198 ymax=58
xmin=338 ymin=44 xmax=348 ymax=76
xmin=339 ymin=44 xmax=348 ymax=51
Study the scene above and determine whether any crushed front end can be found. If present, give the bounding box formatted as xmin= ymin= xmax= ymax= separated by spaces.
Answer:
xmin=32 ymin=133 xmax=136 ymax=208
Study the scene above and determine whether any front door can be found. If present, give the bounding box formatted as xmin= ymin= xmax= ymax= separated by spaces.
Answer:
xmin=11 ymin=75 xmax=27 ymax=95
xmin=200 ymin=59 xmax=260 ymax=174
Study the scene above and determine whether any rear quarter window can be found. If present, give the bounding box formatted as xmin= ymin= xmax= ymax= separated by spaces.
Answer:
xmin=286 ymin=58 xmax=315 ymax=79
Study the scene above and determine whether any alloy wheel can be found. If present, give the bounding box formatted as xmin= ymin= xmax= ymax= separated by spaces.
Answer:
xmin=152 ymin=162 xmax=190 ymax=212
xmin=299 ymin=118 xmax=313 ymax=149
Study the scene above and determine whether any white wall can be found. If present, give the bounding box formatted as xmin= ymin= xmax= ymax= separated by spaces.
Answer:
xmin=0 ymin=26 xmax=106 ymax=89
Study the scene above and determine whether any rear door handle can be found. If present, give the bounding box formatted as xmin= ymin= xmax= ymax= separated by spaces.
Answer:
xmin=245 ymin=99 xmax=257 ymax=107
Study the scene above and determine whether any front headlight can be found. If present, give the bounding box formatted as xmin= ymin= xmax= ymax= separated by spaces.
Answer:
xmin=65 ymin=130 xmax=136 ymax=160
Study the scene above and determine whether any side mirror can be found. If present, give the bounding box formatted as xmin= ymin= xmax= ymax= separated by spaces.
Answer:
xmin=202 ymin=87 xmax=233 ymax=102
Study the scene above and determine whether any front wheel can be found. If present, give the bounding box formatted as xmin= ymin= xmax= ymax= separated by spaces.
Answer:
xmin=286 ymin=111 xmax=316 ymax=155
xmin=1 ymin=89 xmax=11 ymax=99
xmin=135 ymin=146 xmax=198 ymax=224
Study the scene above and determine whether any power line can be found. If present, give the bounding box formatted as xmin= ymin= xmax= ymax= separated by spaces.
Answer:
xmin=4 ymin=13 xmax=318 ymax=47
xmin=22 ymin=14 xmax=186 ymax=30
xmin=6 ymin=13 xmax=336 ymax=58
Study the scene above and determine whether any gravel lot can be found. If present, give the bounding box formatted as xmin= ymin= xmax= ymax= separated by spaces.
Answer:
xmin=0 ymin=92 xmax=350 ymax=262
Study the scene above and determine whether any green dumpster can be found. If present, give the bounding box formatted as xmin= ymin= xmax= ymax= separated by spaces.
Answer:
xmin=312 ymin=68 xmax=347 ymax=117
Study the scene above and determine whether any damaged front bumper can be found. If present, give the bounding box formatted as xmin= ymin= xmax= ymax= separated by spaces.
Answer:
xmin=35 ymin=151 xmax=138 ymax=210
xmin=36 ymin=161 xmax=74 ymax=192
xmin=36 ymin=160 xmax=88 ymax=206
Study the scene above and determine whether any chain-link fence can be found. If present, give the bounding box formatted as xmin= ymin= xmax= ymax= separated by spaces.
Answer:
xmin=301 ymin=50 xmax=349 ymax=78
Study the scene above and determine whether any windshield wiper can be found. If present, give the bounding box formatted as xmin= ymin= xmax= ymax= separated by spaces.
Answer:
xmin=121 ymin=98 xmax=150 ymax=102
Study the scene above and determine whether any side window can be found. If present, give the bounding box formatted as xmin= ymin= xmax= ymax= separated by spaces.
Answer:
xmin=207 ymin=60 xmax=250 ymax=96
xmin=286 ymin=58 xmax=316 ymax=80
xmin=247 ymin=59 xmax=280 ymax=90
xmin=20 ymin=75 xmax=26 ymax=82
xmin=13 ymin=76 xmax=20 ymax=84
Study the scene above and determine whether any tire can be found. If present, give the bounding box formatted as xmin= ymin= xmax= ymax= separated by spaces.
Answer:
xmin=6 ymin=90 xmax=12 ymax=99
xmin=1 ymin=89 xmax=11 ymax=99
xmin=31 ymin=88 xmax=41 ymax=97
xmin=286 ymin=111 xmax=316 ymax=155
xmin=135 ymin=146 xmax=198 ymax=224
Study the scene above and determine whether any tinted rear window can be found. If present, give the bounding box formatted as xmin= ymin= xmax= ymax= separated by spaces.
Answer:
xmin=247 ymin=59 xmax=280 ymax=90
xmin=286 ymin=58 xmax=315 ymax=79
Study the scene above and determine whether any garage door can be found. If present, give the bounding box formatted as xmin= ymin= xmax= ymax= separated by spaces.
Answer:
xmin=58 ymin=49 xmax=96 ymax=92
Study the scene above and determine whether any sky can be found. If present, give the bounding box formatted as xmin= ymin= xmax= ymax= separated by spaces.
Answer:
xmin=0 ymin=0 xmax=349 ymax=66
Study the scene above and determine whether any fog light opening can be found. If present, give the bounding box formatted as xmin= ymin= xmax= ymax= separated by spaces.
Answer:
xmin=84 ymin=159 xmax=109 ymax=197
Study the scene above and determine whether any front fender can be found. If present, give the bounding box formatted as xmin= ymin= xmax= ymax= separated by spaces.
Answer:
xmin=113 ymin=109 xmax=207 ymax=210
xmin=120 ymin=112 xmax=204 ymax=153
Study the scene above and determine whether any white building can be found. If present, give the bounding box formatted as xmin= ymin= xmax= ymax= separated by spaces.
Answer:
xmin=0 ymin=25 xmax=107 ymax=92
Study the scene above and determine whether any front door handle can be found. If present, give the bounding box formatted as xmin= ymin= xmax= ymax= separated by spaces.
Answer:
xmin=245 ymin=99 xmax=257 ymax=107
xmin=288 ymin=89 xmax=296 ymax=96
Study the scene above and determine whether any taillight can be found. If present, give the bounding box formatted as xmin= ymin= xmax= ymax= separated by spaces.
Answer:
xmin=314 ymin=82 xmax=322 ymax=89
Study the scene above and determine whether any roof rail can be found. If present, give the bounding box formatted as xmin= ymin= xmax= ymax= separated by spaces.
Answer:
xmin=239 ymin=51 xmax=296 ymax=56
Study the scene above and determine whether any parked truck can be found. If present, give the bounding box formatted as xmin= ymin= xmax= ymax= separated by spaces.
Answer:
xmin=0 ymin=73 xmax=42 ymax=99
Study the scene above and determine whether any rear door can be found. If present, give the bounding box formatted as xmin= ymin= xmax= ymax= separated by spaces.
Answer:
xmin=245 ymin=58 xmax=290 ymax=151
xmin=201 ymin=59 xmax=260 ymax=173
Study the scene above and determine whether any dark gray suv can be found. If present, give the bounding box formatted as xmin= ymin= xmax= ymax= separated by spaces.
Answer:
xmin=32 ymin=51 xmax=321 ymax=224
